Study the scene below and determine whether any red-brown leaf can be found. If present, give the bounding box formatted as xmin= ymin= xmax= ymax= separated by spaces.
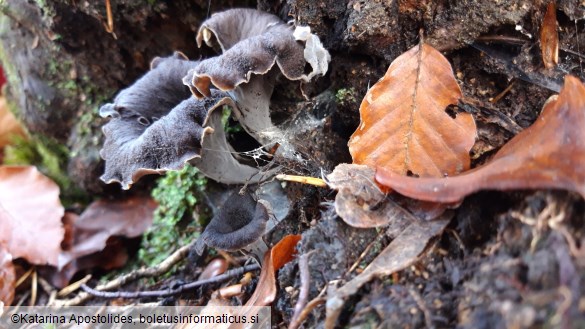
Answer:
xmin=0 ymin=166 xmax=64 ymax=266
xmin=58 ymin=196 xmax=157 ymax=270
xmin=0 ymin=244 xmax=15 ymax=305
xmin=348 ymin=43 xmax=476 ymax=178
xmin=540 ymin=2 xmax=559 ymax=69
xmin=376 ymin=75 xmax=585 ymax=202
xmin=245 ymin=234 xmax=301 ymax=306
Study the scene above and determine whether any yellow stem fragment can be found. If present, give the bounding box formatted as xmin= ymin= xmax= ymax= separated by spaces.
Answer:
xmin=276 ymin=174 xmax=328 ymax=187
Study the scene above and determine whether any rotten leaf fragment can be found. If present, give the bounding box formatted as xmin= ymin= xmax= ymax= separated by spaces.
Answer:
xmin=0 ymin=166 xmax=64 ymax=266
xmin=325 ymin=215 xmax=450 ymax=328
xmin=376 ymin=76 xmax=585 ymax=202
xmin=245 ymin=234 xmax=301 ymax=306
xmin=58 ymin=196 xmax=157 ymax=270
xmin=540 ymin=2 xmax=559 ymax=69
xmin=348 ymin=43 xmax=476 ymax=178
xmin=184 ymin=8 xmax=330 ymax=157
xmin=0 ymin=244 xmax=15 ymax=305
xmin=327 ymin=164 xmax=419 ymax=228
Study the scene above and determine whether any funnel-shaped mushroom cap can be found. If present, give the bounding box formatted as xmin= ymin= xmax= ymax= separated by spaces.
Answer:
xmin=183 ymin=9 xmax=331 ymax=157
xmin=200 ymin=191 xmax=272 ymax=251
xmin=99 ymin=53 xmax=271 ymax=188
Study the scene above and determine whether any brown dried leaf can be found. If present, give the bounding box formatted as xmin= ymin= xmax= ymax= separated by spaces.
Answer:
xmin=327 ymin=164 xmax=419 ymax=228
xmin=245 ymin=234 xmax=301 ymax=306
xmin=376 ymin=76 xmax=585 ymax=202
xmin=348 ymin=43 xmax=476 ymax=178
xmin=541 ymin=2 xmax=559 ymax=69
xmin=0 ymin=166 xmax=64 ymax=266
xmin=325 ymin=216 xmax=450 ymax=328
xmin=0 ymin=244 xmax=15 ymax=305
xmin=48 ymin=238 xmax=129 ymax=288
xmin=198 ymin=258 xmax=228 ymax=281
xmin=58 ymin=196 xmax=157 ymax=270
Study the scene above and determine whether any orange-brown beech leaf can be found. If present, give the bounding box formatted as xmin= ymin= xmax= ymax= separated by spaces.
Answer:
xmin=0 ymin=244 xmax=15 ymax=305
xmin=348 ymin=43 xmax=476 ymax=178
xmin=57 ymin=196 xmax=157 ymax=270
xmin=245 ymin=234 xmax=301 ymax=306
xmin=376 ymin=75 xmax=585 ymax=203
xmin=0 ymin=166 xmax=64 ymax=266
xmin=541 ymin=2 xmax=559 ymax=69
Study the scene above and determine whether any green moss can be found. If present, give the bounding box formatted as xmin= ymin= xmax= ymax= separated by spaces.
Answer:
xmin=335 ymin=87 xmax=357 ymax=106
xmin=3 ymin=134 xmax=89 ymax=206
xmin=139 ymin=165 xmax=209 ymax=266
xmin=221 ymin=105 xmax=243 ymax=134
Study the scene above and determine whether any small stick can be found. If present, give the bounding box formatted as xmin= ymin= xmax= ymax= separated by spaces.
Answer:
xmin=30 ymin=269 xmax=37 ymax=306
xmin=290 ymin=286 xmax=327 ymax=329
xmin=490 ymin=80 xmax=516 ymax=104
xmin=37 ymin=277 xmax=57 ymax=306
xmin=289 ymin=251 xmax=316 ymax=329
xmin=105 ymin=0 xmax=114 ymax=32
xmin=80 ymin=264 xmax=260 ymax=299
xmin=276 ymin=174 xmax=327 ymax=187
xmin=409 ymin=288 xmax=433 ymax=329
xmin=104 ymin=0 xmax=117 ymax=39
xmin=58 ymin=274 xmax=92 ymax=297
xmin=15 ymin=268 xmax=33 ymax=288
xmin=348 ymin=231 xmax=384 ymax=273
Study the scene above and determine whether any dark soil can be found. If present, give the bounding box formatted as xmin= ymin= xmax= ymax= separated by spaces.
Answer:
xmin=2 ymin=0 xmax=585 ymax=328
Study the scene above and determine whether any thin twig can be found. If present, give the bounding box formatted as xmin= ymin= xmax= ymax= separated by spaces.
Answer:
xmin=30 ymin=269 xmax=37 ymax=306
xmin=290 ymin=286 xmax=327 ymax=329
xmin=50 ymin=240 xmax=197 ymax=306
xmin=409 ymin=288 xmax=433 ymax=329
xmin=289 ymin=251 xmax=316 ymax=329
xmin=81 ymin=264 xmax=260 ymax=299
xmin=15 ymin=268 xmax=33 ymax=288
xmin=104 ymin=0 xmax=117 ymax=39
xmin=348 ymin=231 xmax=384 ymax=273
xmin=58 ymin=274 xmax=92 ymax=297
xmin=490 ymin=80 xmax=516 ymax=104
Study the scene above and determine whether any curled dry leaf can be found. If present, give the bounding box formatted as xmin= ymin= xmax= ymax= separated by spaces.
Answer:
xmin=376 ymin=76 xmax=585 ymax=203
xmin=0 ymin=244 xmax=15 ymax=305
xmin=58 ymin=196 xmax=157 ymax=270
xmin=327 ymin=164 xmax=419 ymax=228
xmin=540 ymin=2 xmax=559 ymax=69
xmin=245 ymin=234 xmax=301 ymax=306
xmin=348 ymin=43 xmax=476 ymax=178
xmin=0 ymin=166 xmax=64 ymax=266
xmin=325 ymin=215 xmax=451 ymax=328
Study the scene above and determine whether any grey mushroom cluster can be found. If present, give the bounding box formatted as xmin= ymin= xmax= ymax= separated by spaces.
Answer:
xmin=98 ymin=8 xmax=330 ymax=251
